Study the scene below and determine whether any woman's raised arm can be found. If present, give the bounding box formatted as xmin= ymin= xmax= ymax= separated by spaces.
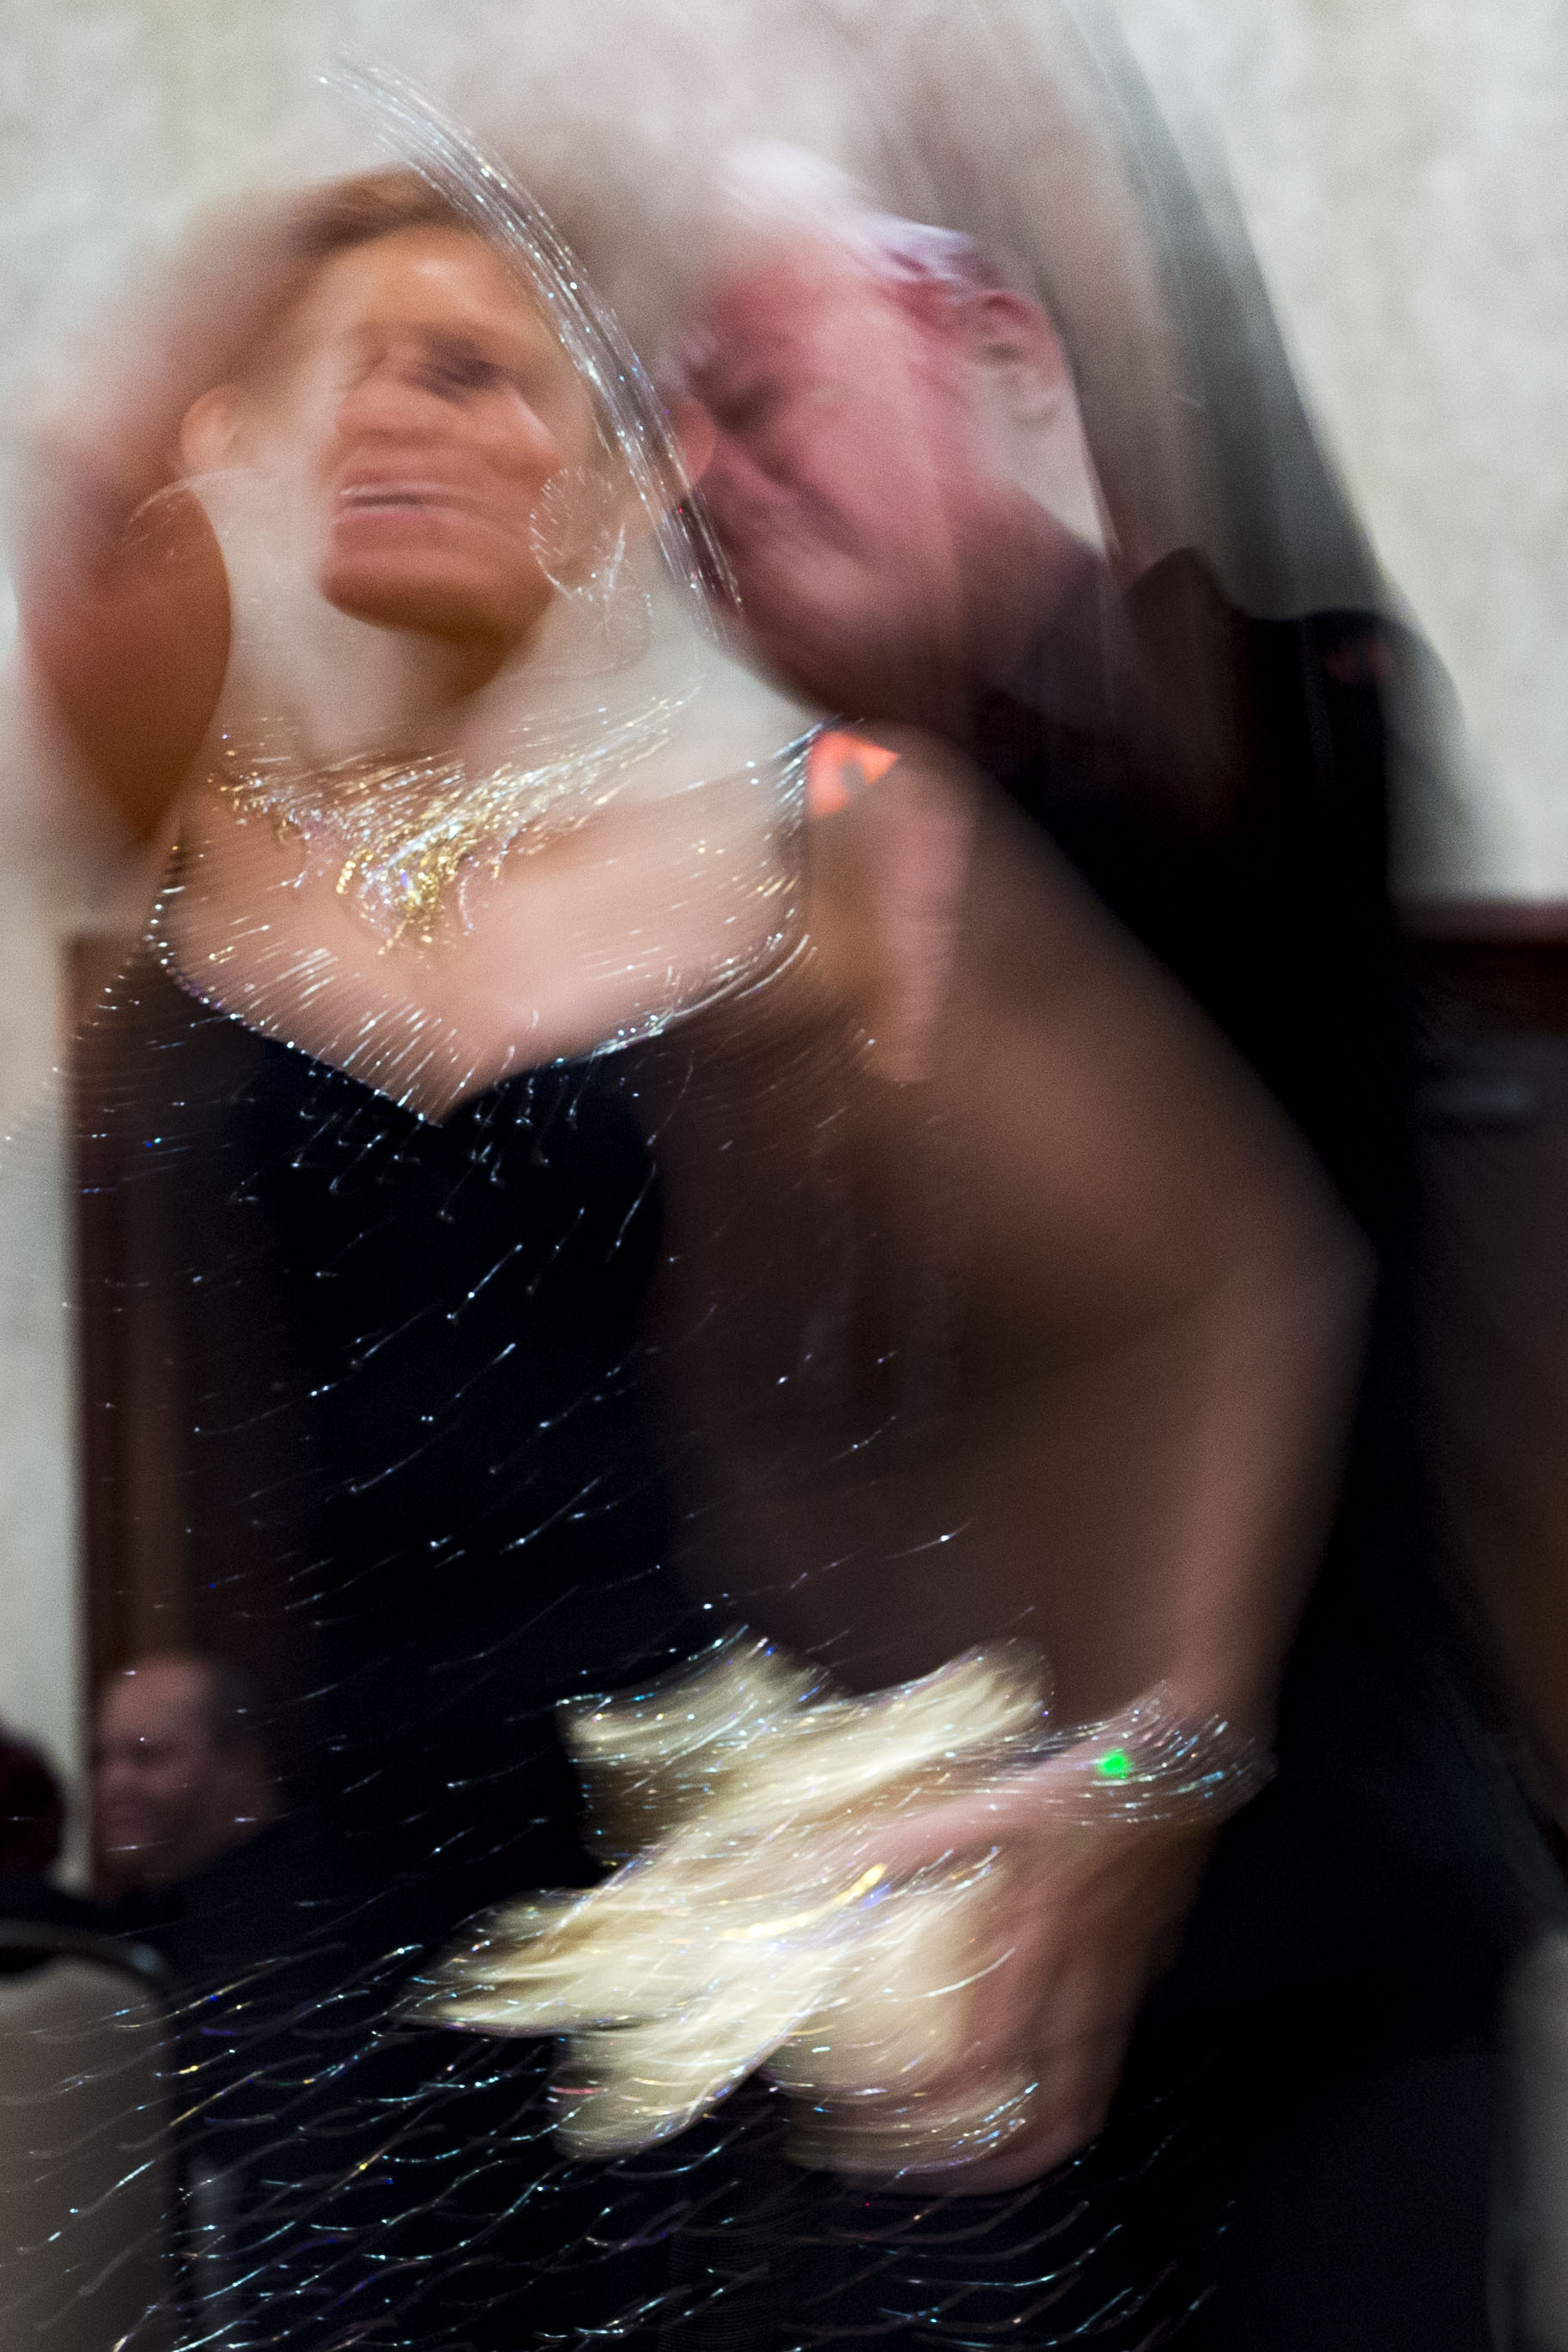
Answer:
xmin=14 ymin=198 xmax=314 ymax=835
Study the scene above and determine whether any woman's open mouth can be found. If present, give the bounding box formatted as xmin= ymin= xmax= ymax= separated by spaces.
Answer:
xmin=337 ymin=479 xmax=473 ymax=516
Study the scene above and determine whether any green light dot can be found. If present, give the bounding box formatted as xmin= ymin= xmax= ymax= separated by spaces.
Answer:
xmin=1097 ymin=1747 xmax=1133 ymax=1781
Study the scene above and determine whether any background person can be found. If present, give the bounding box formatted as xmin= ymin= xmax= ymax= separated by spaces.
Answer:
xmin=0 ymin=1723 xmax=106 ymax=1932
xmin=0 ymin=1724 xmax=66 ymax=1878
xmin=92 ymin=1650 xmax=280 ymax=1904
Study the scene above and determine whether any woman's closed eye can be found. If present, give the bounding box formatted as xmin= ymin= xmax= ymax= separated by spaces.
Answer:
xmin=414 ymin=339 xmax=514 ymax=399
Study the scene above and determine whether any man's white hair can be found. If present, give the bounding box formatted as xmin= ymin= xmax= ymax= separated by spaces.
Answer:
xmin=659 ymin=141 xmax=997 ymax=394
xmin=717 ymin=141 xmax=990 ymax=298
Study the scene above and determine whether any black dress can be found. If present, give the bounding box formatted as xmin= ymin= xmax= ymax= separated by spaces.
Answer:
xmin=82 ymin=910 xmax=1261 ymax=2352
xmin=82 ymin=951 xmax=696 ymax=2348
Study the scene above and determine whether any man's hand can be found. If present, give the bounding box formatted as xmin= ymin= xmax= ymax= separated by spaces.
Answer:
xmin=803 ymin=1755 xmax=1215 ymax=2191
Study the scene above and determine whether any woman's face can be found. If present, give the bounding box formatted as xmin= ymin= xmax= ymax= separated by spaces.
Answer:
xmin=236 ymin=225 xmax=603 ymax=654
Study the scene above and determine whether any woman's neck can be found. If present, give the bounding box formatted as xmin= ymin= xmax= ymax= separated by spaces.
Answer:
xmin=193 ymin=463 xmax=510 ymax=761
xmin=269 ymin=608 xmax=501 ymax=762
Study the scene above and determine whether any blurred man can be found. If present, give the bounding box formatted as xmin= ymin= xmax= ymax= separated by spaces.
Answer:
xmin=93 ymin=1652 xmax=279 ymax=1899
xmin=678 ymin=145 xmax=1405 ymax=1237
xmin=679 ymin=151 xmax=1105 ymax=737
xmin=676 ymin=146 xmax=1559 ymax=2351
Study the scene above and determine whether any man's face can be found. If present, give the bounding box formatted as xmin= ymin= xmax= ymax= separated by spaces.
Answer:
xmin=93 ymin=1660 xmax=230 ymax=1888
xmin=689 ymin=246 xmax=1030 ymax=724
xmin=239 ymin=226 xmax=603 ymax=655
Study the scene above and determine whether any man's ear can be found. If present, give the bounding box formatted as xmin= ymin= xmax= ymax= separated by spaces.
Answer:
xmin=178 ymin=385 xmax=243 ymax=474
xmin=669 ymin=394 xmax=718 ymax=489
xmin=961 ymin=289 xmax=1073 ymax=425
xmin=603 ymin=397 xmax=720 ymax=556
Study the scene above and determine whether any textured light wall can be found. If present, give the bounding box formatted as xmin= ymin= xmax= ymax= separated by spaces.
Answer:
xmin=0 ymin=0 xmax=375 ymax=1843
xmin=0 ymin=859 xmax=80 ymax=1821
xmin=1115 ymin=0 xmax=1568 ymax=893
xmin=0 ymin=0 xmax=1559 ymax=1806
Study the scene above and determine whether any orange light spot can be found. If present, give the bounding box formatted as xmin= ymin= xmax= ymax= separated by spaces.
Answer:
xmin=807 ymin=731 xmax=900 ymax=820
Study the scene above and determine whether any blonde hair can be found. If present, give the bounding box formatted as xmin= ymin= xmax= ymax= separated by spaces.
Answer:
xmin=714 ymin=142 xmax=992 ymax=298
xmin=288 ymin=168 xmax=471 ymax=264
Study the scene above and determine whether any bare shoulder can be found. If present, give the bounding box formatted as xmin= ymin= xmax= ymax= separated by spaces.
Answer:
xmin=800 ymin=726 xmax=1154 ymax=1084
xmin=804 ymin=727 xmax=982 ymax=1083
